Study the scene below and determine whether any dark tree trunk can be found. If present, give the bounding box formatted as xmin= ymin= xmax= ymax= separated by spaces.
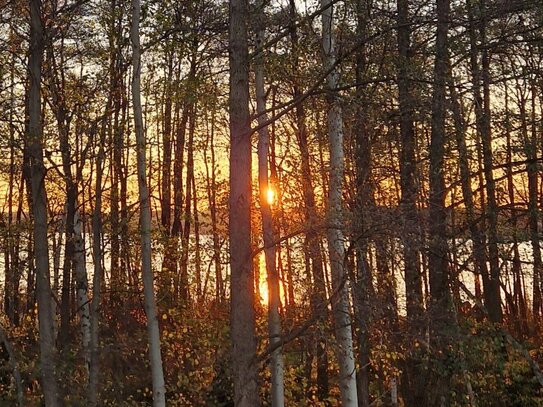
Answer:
xmin=396 ymin=0 xmax=425 ymax=403
xmin=27 ymin=0 xmax=60 ymax=403
xmin=467 ymin=0 xmax=502 ymax=323
xmin=428 ymin=0 xmax=453 ymax=401
xmin=288 ymin=0 xmax=329 ymax=398
xmin=396 ymin=0 xmax=424 ymax=335
xmin=353 ymin=0 xmax=373 ymax=404
xmin=229 ymin=0 xmax=260 ymax=402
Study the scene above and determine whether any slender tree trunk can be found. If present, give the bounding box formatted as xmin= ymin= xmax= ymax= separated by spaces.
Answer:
xmin=353 ymin=0 xmax=373 ymax=404
xmin=74 ymin=210 xmax=91 ymax=372
xmin=229 ymin=0 xmax=260 ymax=402
xmin=28 ymin=0 xmax=60 ymax=403
xmin=130 ymin=1 xmax=166 ymax=404
xmin=161 ymin=53 xmax=173 ymax=233
xmin=47 ymin=46 xmax=76 ymax=348
xmin=429 ymin=0 xmax=452 ymax=313
xmin=428 ymin=0 xmax=453 ymax=401
xmin=171 ymin=87 xmax=188 ymax=299
xmin=6 ymin=46 xmax=19 ymax=326
xmin=88 ymin=119 xmax=107 ymax=406
xmin=504 ymin=83 xmax=526 ymax=332
xmin=192 ymin=171 xmax=203 ymax=300
xmin=119 ymin=88 xmax=130 ymax=285
xmin=396 ymin=0 xmax=424 ymax=335
xmin=396 ymin=0 xmax=425 ymax=403
xmin=288 ymin=0 xmax=329 ymax=398
xmin=109 ymin=29 xmax=122 ymax=308
xmin=255 ymin=3 xmax=284 ymax=404
xmin=160 ymin=52 xmax=174 ymax=303
xmin=322 ymin=0 xmax=358 ymax=403
xmin=448 ymin=76 xmax=491 ymax=321
xmin=180 ymin=105 xmax=196 ymax=302
xmin=59 ymin=140 xmax=76 ymax=349
xmin=523 ymin=80 xmax=543 ymax=319
xmin=467 ymin=0 xmax=502 ymax=323
xmin=205 ymin=104 xmax=223 ymax=303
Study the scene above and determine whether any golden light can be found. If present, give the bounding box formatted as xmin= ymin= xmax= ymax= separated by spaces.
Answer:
xmin=257 ymin=252 xmax=287 ymax=307
xmin=258 ymin=253 xmax=269 ymax=305
xmin=266 ymin=187 xmax=275 ymax=206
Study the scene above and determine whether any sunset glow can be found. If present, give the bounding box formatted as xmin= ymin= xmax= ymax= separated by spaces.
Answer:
xmin=266 ymin=187 xmax=275 ymax=206
xmin=2 ymin=0 xmax=541 ymax=403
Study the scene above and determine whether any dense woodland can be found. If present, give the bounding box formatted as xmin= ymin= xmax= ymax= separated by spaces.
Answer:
xmin=0 ymin=0 xmax=542 ymax=405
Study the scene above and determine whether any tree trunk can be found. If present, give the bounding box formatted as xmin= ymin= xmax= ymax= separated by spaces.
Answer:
xmin=504 ymin=82 xmax=526 ymax=332
xmin=192 ymin=169 xmax=203 ymax=300
xmin=524 ymin=79 xmax=542 ymax=319
xmin=5 ymin=45 xmax=20 ymax=326
xmin=255 ymin=2 xmax=284 ymax=404
xmin=27 ymin=0 xmax=60 ymax=403
xmin=322 ymin=0 xmax=358 ymax=403
xmin=74 ymin=210 xmax=91 ymax=372
xmin=229 ymin=0 xmax=260 ymax=402
xmin=353 ymin=0 xmax=373 ymax=404
xmin=288 ymin=0 xmax=329 ymax=398
xmin=396 ymin=0 xmax=425 ymax=403
xmin=171 ymin=86 xmax=188 ymax=299
xmin=159 ymin=51 xmax=174 ymax=303
xmin=88 ymin=119 xmax=107 ymax=406
xmin=467 ymin=0 xmax=502 ymax=323
xmin=428 ymin=0 xmax=453 ymax=401
xmin=204 ymin=101 xmax=223 ymax=303
xmin=396 ymin=0 xmax=424 ymax=335
xmin=448 ymin=75 xmax=491 ymax=321
xmin=47 ymin=43 xmax=77 ymax=348
xmin=180 ymin=105 xmax=196 ymax=302
xmin=161 ymin=52 xmax=173 ymax=233
xmin=130 ymin=1 xmax=166 ymax=404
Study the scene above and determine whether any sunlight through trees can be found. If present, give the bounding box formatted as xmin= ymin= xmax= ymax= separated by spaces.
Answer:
xmin=0 ymin=0 xmax=542 ymax=405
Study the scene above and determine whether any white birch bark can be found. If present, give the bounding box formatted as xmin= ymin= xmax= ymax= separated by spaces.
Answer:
xmin=322 ymin=0 xmax=358 ymax=404
xmin=73 ymin=210 xmax=91 ymax=372
xmin=88 ymin=122 xmax=105 ymax=406
xmin=391 ymin=377 xmax=398 ymax=406
xmin=255 ymin=1 xmax=284 ymax=404
xmin=130 ymin=1 xmax=166 ymax=405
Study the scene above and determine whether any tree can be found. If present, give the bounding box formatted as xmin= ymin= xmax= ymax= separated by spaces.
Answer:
xmin=229 ymin=0 xmax=260 ymax=403
xmin=254 ymin=0 xmax=284 ymax=404
xmin=428 ymin=0 xmax=453 ymax=401
xmin=288 ymin=0 xmax=329 ymax=398
xmin=352 ymin=0 xmax=375 ymax=404
xmin=130 ymin=0 xmax=166 ymax=404
xmin=322 ymin=0 xmax=358 ymax=403
xmin=27 ymin=0 xmax=60 ymax=403
xmin=395 ymin=0 xmax=428 ymax=401
xmin=467 ymin=0 xmax=502 ymax=323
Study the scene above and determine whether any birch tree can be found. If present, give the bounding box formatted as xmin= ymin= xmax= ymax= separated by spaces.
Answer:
xmin=130 ymin=0 xmax=166 ymax=405
xmin=88 ymin=123 xmax=105 ymax=406
xmin=322 ymin=0 xmax=358 ymax=403
xmin=255 ymin=1 xmax=284 ymax=404
xmin=74 ymin=211 xmax=91 ymax=371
